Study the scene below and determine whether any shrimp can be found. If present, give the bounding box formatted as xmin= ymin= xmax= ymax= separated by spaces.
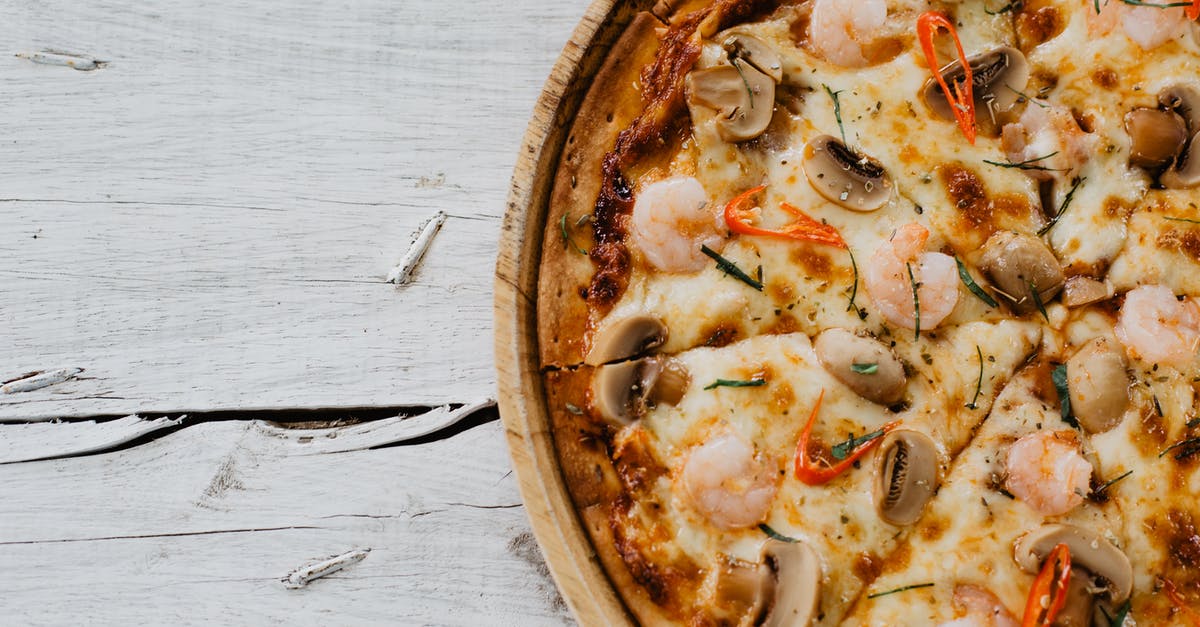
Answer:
xmin=863 ymin=223 xmax=960 ymax=332
xmin=681 ymin=432 xmax=779 ymax=530
xmin=937 ymin=585 xmax=1020 ymax=627
xmin=630 ymin=175 xmax=726 ymax=274
xmin=1004 ymin=430 xmax=1092 ymax=517
xmin=809 ymin=0 xmax=887 ymax=68
xmin=1086 ymin=0 xmax=1188 ymax=50
xmin=1000 ymin=102 xmax=1097 ymax=181
xmin=1115 ymin=284 xmax=1200 ymax=368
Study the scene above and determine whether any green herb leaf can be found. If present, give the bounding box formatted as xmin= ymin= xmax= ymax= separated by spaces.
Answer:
xmin=1106 ymin=599 xmax=1131 ymax=627
xmin=703 ymin=378 xmax=766 ymax=390
xmin=1153 ymin=395 xmax=1164 ymax=417
xmin=1039 ymin=176 xmax=1086 ymax=236
xmin=851 ymin=363 xmax=879 ymax=375
xmin=1051 ymin=364 xmax=1079 ymax=428
xmin=701 ymin=245 xmax=764 ymax=291
xmin=1094 ymin=470 xmax=1133 ymax=497
xmin=1188 ymin=417 xmax=1200 ymax=429
xmin=758 ymin=523 xmax=801 ymax=543
xmin=1120 ymin=0 xmax=1190 ymax=7
xmin=565 ymin=403 xmax=584 ymax=416
xmin=1029 ymin=279 xmax=1049 ymax=322
xmin=984 ymin=0 xmax=1023 ymax=14
xmin=867 ymin=582 xmax=935 ymax=599
xmin=847 ymin=247 xmax=860 ymax=313
xmin=907 ymin=262 xmax=921 ymax=340
xmin=824 ymin=84 xmax=846 ymax=144
xmin=732 ymin=59 xmax=755 ymax=110
xmin=560 ymin=214 xmax=588 ymax=255
xmin=1164 ymin=215 xmax=1200 ymax=225
xmin=956 ymin=257 xmax=999 ymax=308
xmin=966 ymin=345 xmax=984 ymax=410
xmin=984 ymin=151 xmax=1063 ymax=171
xmin=831 ymin=428 xmax=886 ymax=460
xmin=1160 ymin=436 xmax=1200 ymax=459
xmin=1004 ymin=85 xmax=1048 ymax=107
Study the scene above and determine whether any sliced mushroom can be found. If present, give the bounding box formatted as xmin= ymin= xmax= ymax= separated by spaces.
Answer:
xmin=1053 ymin=570 xmax=1096 ymax=627
xmin=1066 ymin=338 xmax=1129 ymax=434
xmin=978 ymin=231 xmax=1064 ymax=314
xmin=921 ymin=46 xmax=1030 ymax=122
xmin=873 ymin=430 xmax=939 ymax=526
xmin=1162 ymin=130 xmax=1200 ymax=189
xmin=590 ymin=356 xmax=689 ymax=426
xmin=1158 ymin=83 xmax=1200 ymax=131
xmin=1124 ymin=107 xmax=1187 ymax=170
xmin=801 ymin=135 xmax=892 ymax=212
xmin=722 ymin=34 xmax=782 ymax=83
xmin=813 ymin=328 xmax=906 ymax=405
xmin=761 ymin=538 xmax=821 ymax=627
xmin=1013 ymin=524 xmax=1133 ymax=605
xmin=1061 ymin=276 xmax=1113 ymax=308
xmin=687 ymin=59 xmax=776 ymax=143
xmin=709 ymin=558 xmax=772 ymax=624
xmin=584 ymin=314 xmax=667 ymax=366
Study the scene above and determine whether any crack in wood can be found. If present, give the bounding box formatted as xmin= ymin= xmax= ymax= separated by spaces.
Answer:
xmin=0 ymin=526 xmax=323 ymax=546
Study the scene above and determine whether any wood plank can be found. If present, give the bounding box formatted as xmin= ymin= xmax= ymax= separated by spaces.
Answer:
xmin=0 ymin=417 xmax=571 ymax=624
xmin=1 ymin=0 xmax=592 ymax=419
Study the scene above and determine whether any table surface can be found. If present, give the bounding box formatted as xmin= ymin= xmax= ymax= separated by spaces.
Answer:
xmin=1 ymin=1 xmax=595 ymax=623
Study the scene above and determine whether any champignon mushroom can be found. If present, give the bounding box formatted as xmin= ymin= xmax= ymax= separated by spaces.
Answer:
xmin=1158 ymin=83 xmax=1200 ymax=131
xmin=760 ymin=538 xmax=821 ymax=627
xmin=590 ymin=356 xmax=689 ymax=426
xmin=687 ymin=59 xmax=776 ymax=143
xmin=978 ymin=231 xmax=1064 ymax=314
xmin=813 ymin=328 xmax=906 ymax=405
xmin=584 ymin=314 xmax=667 ymax=366
xmin=1124 ymin=107 xmax=1188 ymax=170
xmin=801 ymin=135 xmax=892 ymax=212
xmin=1013 ymin=524 xmax=1133 ymax=606
xmin=722 ymin=34 xmax=783 ymax=83
xmin=709 ymin=558 xmax=772 ymax=623
xmin=1061 ymin=276 xmax=1112 ymax=308
xmin=1052 ymin=571 xmax=1096 ymax=627
xmin=1066 ymin=338 xmax=1129 ymax=434
xmin=1162 ymin=130 xmax=1200 ymax=189
xmin=921 ymin=46 xmax=1030 ymax=122
xmin=873 ymin=430 xmax=939 ymax=526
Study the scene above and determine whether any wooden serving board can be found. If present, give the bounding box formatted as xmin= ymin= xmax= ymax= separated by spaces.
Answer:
xmin=496 ymin=0 xmax=666 ymax=623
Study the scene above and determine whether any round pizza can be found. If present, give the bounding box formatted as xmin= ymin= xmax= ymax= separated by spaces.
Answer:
xmin=536 ymin=0 xmax=1200 ymax=624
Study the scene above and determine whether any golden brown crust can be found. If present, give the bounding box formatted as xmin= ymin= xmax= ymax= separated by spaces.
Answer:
xmin=537 ymin=11 xmax=666 ymax=369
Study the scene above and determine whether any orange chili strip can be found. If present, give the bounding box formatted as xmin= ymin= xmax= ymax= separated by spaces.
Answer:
xmin=1190 ymin=0 xmax=1200 ymax=21
xmin=1166 ymin=579 xmax=1200 ymax=627
xmin=724 ymin=187 xmax=848 ymax=249
xmin=917 ymin=11 xmax=976 ymax=144
xmin=794 ymin=390 xmax=898 ymax=485
xmin=1021 ymin=543 xmax=1072 ymax=627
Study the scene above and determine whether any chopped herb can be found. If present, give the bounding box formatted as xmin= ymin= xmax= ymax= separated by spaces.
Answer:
xmin=732 ymin=59 xmax=755 ymax=109
xmin=831 ymin=428 xmax=887 ymax=460
xmin=758 ymin=523 xmax=801 ymax=543
xmin=967 ymin=345 xmax=984 ymax=410
xmin=1005 ymin=84 xmax=1048 ymax=108
xmin=1100 ymin=599 xmax=1131 ymax=627
xmin=1164 ymin=215 xmax=1200 ymax=225
xmin=984 ymin=0 xmax=1023 ymax=14
xmin=1029 ymin=280 xmax=1049 ymax=322
xmin=998 ymin=487 xmax=1016 ymax=499
xmin=1188 ymin=417 xmax=1200 ymax=429
xmin=1159 ymin=436 xmax=1200 ymax=459
xmin=701 ymin=245 xmax=763 ymax=291
xmin=1153 ymin=394 xmax=1164 ymax=417
xmin=1119 ymin=0 xmax=1190 ymax=7
xmin=575 ymin=213 xmax=591 ymax=227
xmin=824 ymin=84 xmax=847 ymax=144
xmin=560 ymin=215 xmax=587 ymax=255
xmin=867 ymin=582 xmax=935 ymax=599
xmin=907 ymin=262 xmax=921 ymax=340
xmin=851 ymin=363 xmax=879 ymax=375
xmin=564 ymin=403 xmax=584 ymax=416
xmin=847 ymin=247 xmax=860 ymax=313
xmin=704 ymin=378 xmax=766 ymax=390
xmin=1039 ymin=176 xmax=1086 ymax=236
xmin=1052 ymin=364 xmax=1077 ymax=427
xmin=1095 ymin=470 xmax=1133 ymax=497
xmin=984 ymin=151 xmax=1063 ymax=171
xmin=956 ymin=257 xmax=999 ymax=308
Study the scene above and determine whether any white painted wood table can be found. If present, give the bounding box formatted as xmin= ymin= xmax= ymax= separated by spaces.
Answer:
xmin=1 ymin=1 xmax=592 ymax=623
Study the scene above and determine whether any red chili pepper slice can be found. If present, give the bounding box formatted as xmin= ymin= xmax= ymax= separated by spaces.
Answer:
xmin=1189 ymin=1 xmax=1200 ymax=22
xmin=917 ymin=11 xmax=977 ymax=145
xmin=724 ymin=186 xmax=848 ymax=249
xmin=1021 ymin=543 xmax=1072 ymax=627
xmin=1166 ymin=579 xmax=1200 ymax=627
xmin=793 ymin=389 xmax=898 ymax=485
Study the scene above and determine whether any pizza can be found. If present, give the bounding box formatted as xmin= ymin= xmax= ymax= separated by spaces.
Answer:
xmin=535 ymin=0 xmax=1200 ymax=624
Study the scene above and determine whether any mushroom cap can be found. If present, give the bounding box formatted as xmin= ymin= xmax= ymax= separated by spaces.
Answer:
xmin=1124 ymin=107 xmax=1188 ymax=170
xmin=813 ymin=328 xmax=906 ymax=405
xmin=801 ymin=135 xmax=892 ymax=212
xmin=589 ymin=356 xmax=688 ymax=426
xmin=1053 ymin=570 xmax=1096 ymax=627
xmin=978 ymin=231 xmax=1064 ymax=314
xmin=921 ymin=46 xmax=1030 ymax=121
xmin=722 ymin=33 xmax=782 ymax=83
xmin=1066 ymin=338 xmax=1129 ymax=434
xmin=1013 ymin=523 xmax=1133 ymax=605
xmin=1162 ymin=130 xmax=1200 ymax=189
xmin=761 ymin=538 xmax=821 ymax=627
xmin=686 ymin=59 xmax=776 ymax=143
xmin=1061 ymin=276 xmax=1113 ymax=308
xmin=584 ymin=314 xmax=667 ymax=366
xmin=709 ymin=558 xmax=772 ymax=623
xmin=1158 ymin=83 xmax=1200 ymax=132
xmin=872 ymin=429 xmax=939 ymax=526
